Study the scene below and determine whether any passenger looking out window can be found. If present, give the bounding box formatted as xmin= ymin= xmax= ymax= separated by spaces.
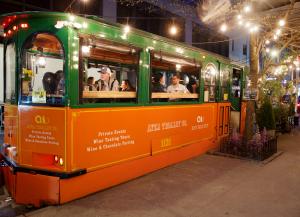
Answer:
xmin=167 ymin=74 xmax=189 ymax=93
xmin=80 ymin=35 xmax=139 ymax=103
xmin=186 ymin=77 xmax=198 ymax=94
xmin=121 ymin=79 xmax=135 ymax=91
xmin=150 ymin=52 xmax=200 ymax=102
xmin=151 ymin=73 xmax=166 ymax=93
xmin=95 ymin=67 xmax=119 ymax=91
xmin=87 ymin=77 xmax=97 ymax=91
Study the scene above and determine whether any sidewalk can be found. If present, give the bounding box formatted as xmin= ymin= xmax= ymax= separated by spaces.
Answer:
xmin=17 ymin=128 xmax=300 ymax=217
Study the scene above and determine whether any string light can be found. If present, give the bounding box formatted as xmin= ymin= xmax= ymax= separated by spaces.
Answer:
xmin=69 ymin=14 xmax=75 ymax=21
xmin=243 ymin=5 xmax=251 ymax=13
xmin=250 ymin=25 xmax=259 ymax=33
xmin=265 ymin=40 xmax=270 ymax=45
xmin=266 ymin=48 xmax=270 ymax=53
xmin=271 ymin=49 xmax=278 ymax=57
xmin=176 ymin=64 xmax=182 ymax=71
xmin=274 ymin=67 xmax=281 ymax=75
xmin=220 ymin=23 xmax=227 ymax=32
xmin=245 ymin=22 xmax=251 ymax=28
xmin=175 ymin=47 xmax=184 ymax=54
xmin=278 ymin=19 xmax=286 ymax=27
xmin=275 ymin=29 xmax=281 ymax=36
xmin=82 ymin=22 xmax=88 ymax=28
xmin=123 ymin=24 xmax=131 ymax=33
xmin=273 ymin=35 xmax=278 ymax=40
xmin=81 ymin=45 xmax=90 ymax=54
xmin=169 ymin=25 xmax=178 ymax=35
xmin=37 ymin=57 xmax=46 ymax=67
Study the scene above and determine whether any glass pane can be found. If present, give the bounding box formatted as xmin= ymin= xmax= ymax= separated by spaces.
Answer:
xmin=221 ymin=68 xmax=230 ymax=87
xmin=80 ymin=37 xmax=138 ymax=103
xmin=203 ymin=63 xmax=217 ymax=102
xmin=204 ymin=86 xmax=215 ymax=102
xmin=5 ymin=43 xmax=16 ymax=102
xmin=204 ymin=63 xmax=217 ymax=86
xmin=232 ymin=68 xmax=241 ymax=98
xmin=21 ymin=33 xmax=65 ymax=105
xmin=221 ymin=87 xmax=229 ymax=101
xmin=151 ymin=55 xmax=200 ymax=102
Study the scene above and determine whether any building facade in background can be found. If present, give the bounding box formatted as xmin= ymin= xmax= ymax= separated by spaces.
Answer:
xmin=0 ymin=0 xmax=232 ymax=58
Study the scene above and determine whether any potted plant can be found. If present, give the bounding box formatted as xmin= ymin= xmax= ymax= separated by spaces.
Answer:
xmin=256 ymin=97 xmax=276 ymax=137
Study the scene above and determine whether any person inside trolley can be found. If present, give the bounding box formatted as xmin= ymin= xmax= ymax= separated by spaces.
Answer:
xmin=96 ymin=66 xmax=119 ymax=91
xmin=120 ymin=79 xmax=135 ymax=91
xmin=167 ymin=74 xmax=189 ymax=101
xmin=167 ymin=74 xmax=189 ymax=93
xmin=152 ymin=72 xmax=166 ymax=93
xmin=87 ymin=77 xmax=97 ymax=91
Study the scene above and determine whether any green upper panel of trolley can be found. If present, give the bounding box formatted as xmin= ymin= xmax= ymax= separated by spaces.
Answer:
xmin=1 ymin=11 xmax=245 ymax=69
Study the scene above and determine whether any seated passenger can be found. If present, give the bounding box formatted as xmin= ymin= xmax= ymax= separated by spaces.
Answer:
xmin=121 ymin=79 xmax=135 ymax=91
xmin=87 ymin=77 xmax=97 ymax=91
xmin=167 ymin=74 xmax=189 ymax=94
xmin=55 ymin=70 xmax=65 ymax=95
xmin=152 ymin=73 xmax=166 ymax=92
xmin=42 ymin=72 xmax=56 ymax=95
xmin=95 ymin=67 xmax=119 ymax=91
xmin=187 ymin=77 xmax=197 ymax=93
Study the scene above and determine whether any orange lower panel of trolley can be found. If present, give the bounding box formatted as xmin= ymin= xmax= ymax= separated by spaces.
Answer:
xmin=6 ymin=137 xmax=215 ymax=206
xmin=15 ymin=173 xmax=59 ymax=207
xmin=59 ymin=139 xmax=215 ymax=204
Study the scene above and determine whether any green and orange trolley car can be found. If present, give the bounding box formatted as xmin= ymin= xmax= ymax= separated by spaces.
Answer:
xmin=0 ymin=12 xmax=246 ymax=206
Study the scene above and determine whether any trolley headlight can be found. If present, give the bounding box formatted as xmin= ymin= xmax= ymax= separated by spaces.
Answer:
xmin=54 ymin=155 xmax=59 ymax=163
xmin=59 ymin=158 xmax=64 ymax=166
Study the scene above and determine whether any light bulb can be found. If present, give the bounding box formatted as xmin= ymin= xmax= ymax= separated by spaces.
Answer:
xmin=124 ymin=25 xmax=130 ymax=34
xmin=279 ymin=19 xmax=285 ymax=27
xmin=169 ymin=25 xmax=178 ymax=35
xmin=220 ymin=23 xmax=227 ymax=32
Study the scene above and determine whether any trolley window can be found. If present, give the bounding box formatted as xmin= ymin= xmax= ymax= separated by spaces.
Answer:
xmin=150 ymin=52 xmax=200 ymax=102
xmin=203 ymin=63 xmax=217 ymax=102
xmin=79 ymin=35 xmax=139 ymax=104
xmin=220 ymin=67 xmax=230 ymax=101
xmin=232 ymin=68 xmax=241 ymax=98
xmin=21 ymin=33 xmax=65 ymax=105
xmin=5 ymin=43 xmax=16 ymax=103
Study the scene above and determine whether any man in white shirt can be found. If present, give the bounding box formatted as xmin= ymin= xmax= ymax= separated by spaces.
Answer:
xmin=167 ymin=74 xmax=189 ymax=101
xmin=167 ymin=74 xmax=189 ymax=93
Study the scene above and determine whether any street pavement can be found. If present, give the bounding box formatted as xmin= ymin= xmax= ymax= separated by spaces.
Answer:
xmin=4 ymin=128 xmax=300 ymax=217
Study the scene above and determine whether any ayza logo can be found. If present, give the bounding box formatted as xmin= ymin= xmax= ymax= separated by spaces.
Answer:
xmin=34 ymin=115 xmax=50 ymax=124
xmin=197 ymin=115 xmax=204 ymax=123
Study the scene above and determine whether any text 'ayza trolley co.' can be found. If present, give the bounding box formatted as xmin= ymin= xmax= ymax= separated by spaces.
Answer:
xmin=0 ymin=12 xmax=246 ymax=207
